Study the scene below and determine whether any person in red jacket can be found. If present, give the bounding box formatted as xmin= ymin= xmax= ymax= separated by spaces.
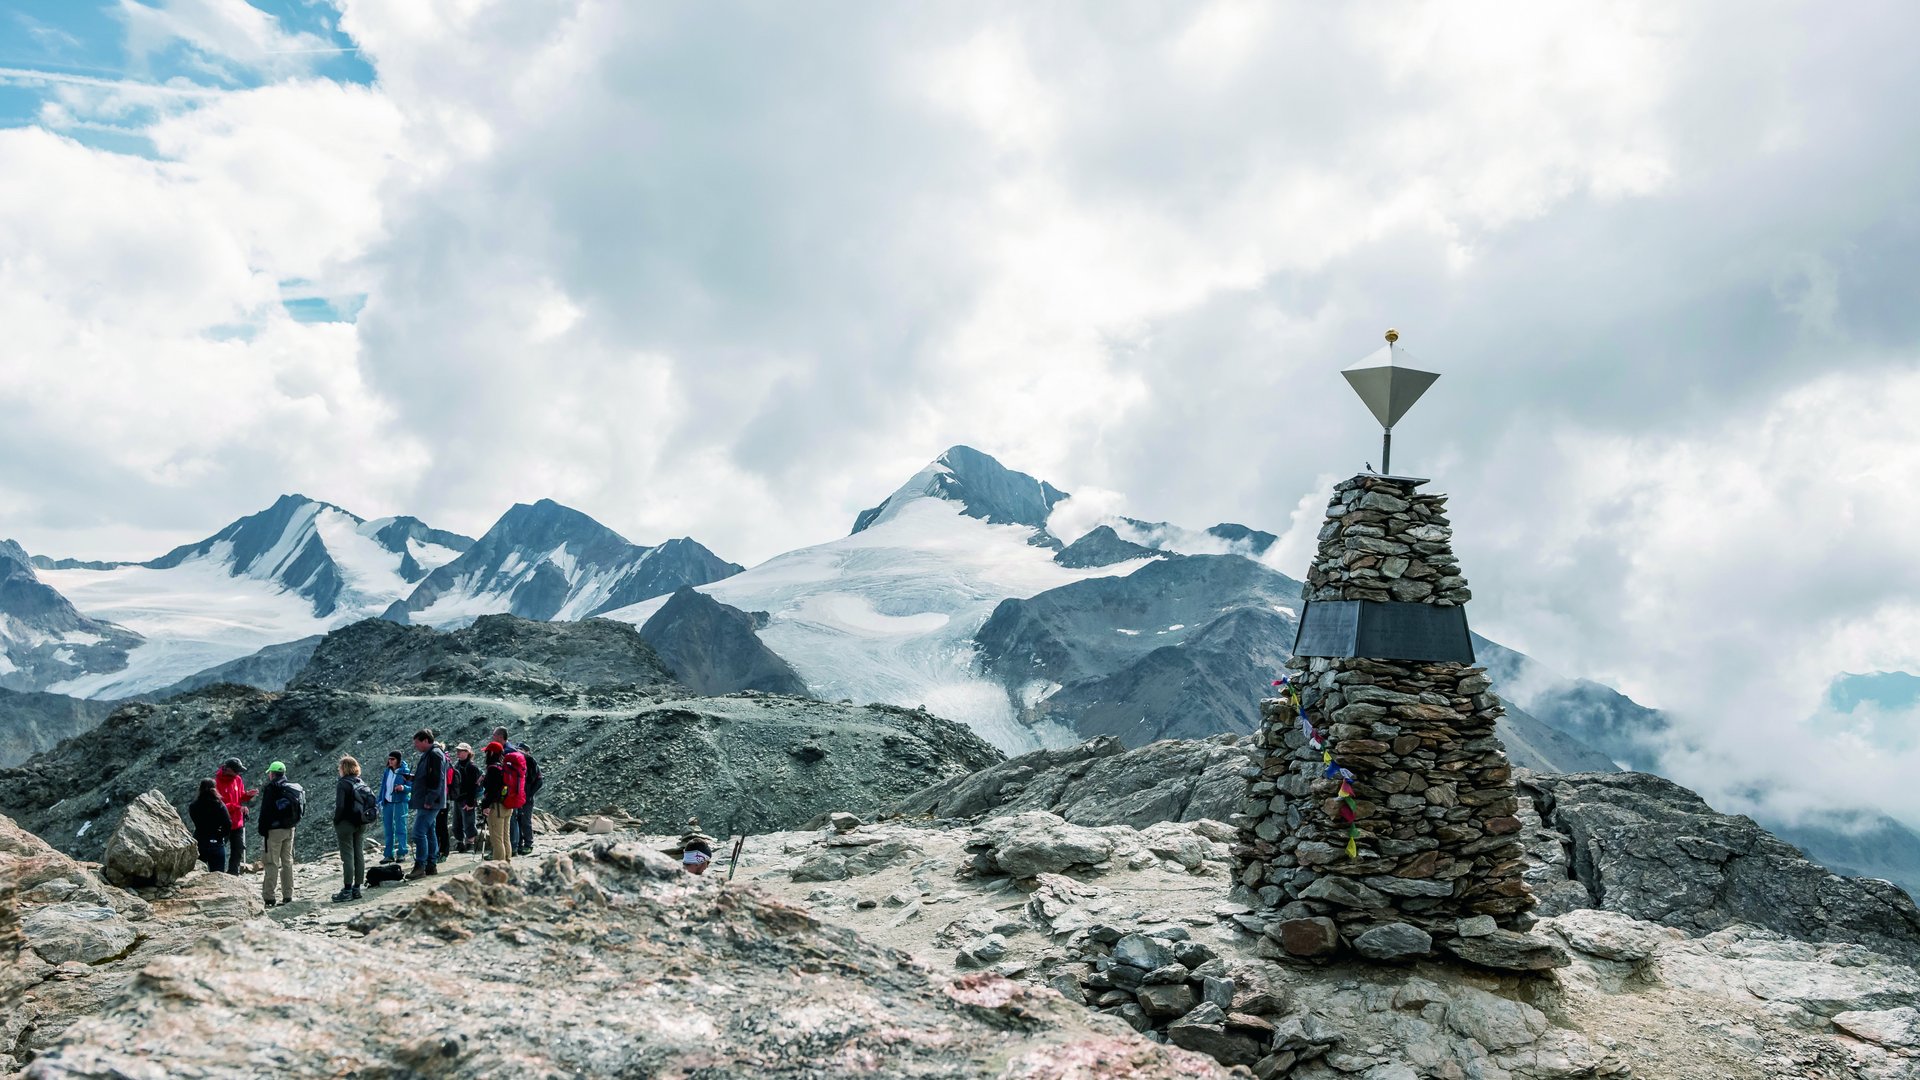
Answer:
xmin=213 ymin=757 xmax=256 ymax=875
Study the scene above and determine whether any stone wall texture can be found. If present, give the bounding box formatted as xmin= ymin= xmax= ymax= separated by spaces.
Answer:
xmin=1233 ymin=474 xmax=1537 ymax=960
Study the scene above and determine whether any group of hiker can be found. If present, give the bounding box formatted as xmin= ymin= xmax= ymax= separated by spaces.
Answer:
xmin=184 ymin=723 xmax=544 ymax=906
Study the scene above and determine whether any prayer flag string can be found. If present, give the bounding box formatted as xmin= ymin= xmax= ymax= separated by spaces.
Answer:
xmin=1273 ymin=675 xmax=1362 ymax=859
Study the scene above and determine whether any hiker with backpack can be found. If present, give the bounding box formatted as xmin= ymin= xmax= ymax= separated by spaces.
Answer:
xmin=257 ymin=761 xmax=304 ymax=907
xmin=408 ymin=729 xmax=447 ymax=879
xmin=480 ymin=741 xmax=512 ymax=862
xmin=332 ymin=755 xmax=379 ymax=902
xmin=379 ymin=751 xmax=411 ymax=864
xmin=213 ymin=757 xmax=255 ymax=875
xmin=488 ymin=725 xmax=542 ymax=856
xmin=450 ymin=743 xmax=482 ymax=853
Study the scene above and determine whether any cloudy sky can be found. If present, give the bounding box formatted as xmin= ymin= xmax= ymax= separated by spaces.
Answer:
xmin=3 ymin=2 xmax=1917 ymax=825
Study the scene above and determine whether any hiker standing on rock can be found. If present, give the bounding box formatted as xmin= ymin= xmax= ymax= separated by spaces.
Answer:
xmin=379 ymin=751 xmax=411 ymax=865
xmin=188 ymin=778 xmax=230 ymax=873
xmin=213 ymin=757 xmax=255 ymax=875
xmin=480 ymin=742 xmax=512 ymax=862
xmin=488 ymin=725 xmax=541 ymax=857
xmin=451 ymin=743 xmax=482 ymax=854
xmin=257 ymin=762 xmax=304 ymax=907
xmin=333 ymin=756 xmax=378 ymax=903
xmin=408 ymin=729 xmax=447 ymax=879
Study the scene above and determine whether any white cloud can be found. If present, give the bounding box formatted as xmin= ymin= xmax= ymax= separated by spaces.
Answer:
xmin=1460 ymin=366 xmax=1920 ymax=821
xmin=119 ymin=0 xmax=329 ymax=81
xmin=3 ymin=0 xmax=1920 ymax=834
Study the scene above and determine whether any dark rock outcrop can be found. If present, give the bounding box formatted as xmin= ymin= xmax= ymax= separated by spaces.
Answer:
xmin=1523 ymin=771 xmax=1920 ymax=966
xmin=1053 ymin=526 xmax=1166 ymax=569
xmin=0 ymin=689 xmax=118 ymax=768
xmin=893 ymin=734 xmax=1249 ymax=827
xmin=637 ymin=588 xmax=808 ymax=696
xmin=291 ymin=614 xmax=678 ymax=695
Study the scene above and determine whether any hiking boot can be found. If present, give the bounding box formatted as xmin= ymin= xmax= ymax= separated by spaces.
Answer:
xmin=380 ymin=856 xmax=397 ymax=865
xmin=331 ymin=888 xmax=352 ymax=903
xmin=405 ymin=865 xmax=428 ymax=881
xmin=349 ymin=886 xmax=362 ymax=900
xmin=263 ymin=899 xmax=277 ymax=908
xmin=425 ymin=863 xmax=438 ymax=875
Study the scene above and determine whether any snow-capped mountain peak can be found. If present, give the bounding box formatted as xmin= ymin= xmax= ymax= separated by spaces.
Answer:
xmin=0 ymin=540 xmax=143 ymax=692
xmin=383 ymin=500 xmax=743 ymax=627
xmin=26 ymin=497 xmax=474 ymax=698
xmin=136 ymin=494 xmax=473 ymax=619
xmin=852 ymin=446 xmax=1070 ymax=535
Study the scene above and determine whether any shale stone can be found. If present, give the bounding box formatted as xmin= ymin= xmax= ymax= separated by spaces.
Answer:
xmin=1353 ymin=922 xmax=1432 ymax=962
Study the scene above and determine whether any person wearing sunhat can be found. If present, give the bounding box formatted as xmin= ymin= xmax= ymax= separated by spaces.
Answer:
xmin=256 ymin=761 xmax=305 ymax=907
xmin=212 ymin=757 xmax=255 ymax=875
xmin=450 ymin=743 xmax=482 ymax=854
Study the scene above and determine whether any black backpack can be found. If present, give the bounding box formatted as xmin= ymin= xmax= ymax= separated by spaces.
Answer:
xmin=272 ymin=782 xmax=305 ymax=827
xmin=519 ymin=746 xmax=544 ymax=799
xmin=350 ymin=778 xmax=380 ymax=826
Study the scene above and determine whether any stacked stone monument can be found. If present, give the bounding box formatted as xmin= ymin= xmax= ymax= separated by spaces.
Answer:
xmin=1234 ymin=473 xmax=1553 ymax=968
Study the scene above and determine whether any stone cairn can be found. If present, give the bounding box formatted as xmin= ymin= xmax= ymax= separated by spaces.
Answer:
xmin=1232 ymin=474 xmax=1560 ymax=970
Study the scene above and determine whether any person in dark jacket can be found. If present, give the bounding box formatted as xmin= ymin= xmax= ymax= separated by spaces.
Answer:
xmin=213 ymin=758 xmax=255 ymax=874
xmin=433 ymin=742 xmax=453 ymax=859
xmin=450 ymin=743 xmax=482 ymax=853
xmin=332 ymin=755 xmax=369 ymax=903
xmin=256 ymin=761 xmax=303 ymax=907
xmin=479 ymin=742 xmax=511 ymax=862
xmin=188 ymin=778 xmax=230 ymax=873
xmin=407 ymin=729 xmax=447 ymax=879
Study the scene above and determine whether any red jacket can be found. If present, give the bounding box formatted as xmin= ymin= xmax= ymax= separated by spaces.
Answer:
xmin=214 ymin=767 xmax=253 ymax=829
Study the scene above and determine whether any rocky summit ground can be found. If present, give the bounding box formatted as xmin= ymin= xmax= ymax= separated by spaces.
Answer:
xmin=6 ymin=729 xmax=1920 ymax=1078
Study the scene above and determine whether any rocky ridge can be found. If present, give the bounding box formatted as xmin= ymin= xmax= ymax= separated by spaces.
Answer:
xmin=0 ymin=616 xmax=1004 ymax=863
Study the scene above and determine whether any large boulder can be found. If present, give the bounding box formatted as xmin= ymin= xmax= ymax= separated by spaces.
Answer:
xmin=20 ymin=903 xmax=139 ymax=965
xmin=100 ymin=789 xmax=197 ymax=889
xmin=966 ymin=811 xmax=1115 ymax=877
xmin=1524 ymin=772 xmax=1920 ymax=966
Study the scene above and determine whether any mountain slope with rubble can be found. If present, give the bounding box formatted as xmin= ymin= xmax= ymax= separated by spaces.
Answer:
xmin=0 ymin=615 xmax=1002 ymax=865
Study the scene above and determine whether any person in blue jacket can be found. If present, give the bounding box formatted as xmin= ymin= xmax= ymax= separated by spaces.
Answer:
xmin=379 ymin=750 xmax=411 ymax=864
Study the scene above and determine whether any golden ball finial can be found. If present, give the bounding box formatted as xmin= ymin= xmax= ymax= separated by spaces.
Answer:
xmin=1384 ymin=328 xmax=1399 ymax=344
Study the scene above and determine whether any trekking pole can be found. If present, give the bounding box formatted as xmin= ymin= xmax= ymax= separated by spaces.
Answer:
xmin=725 ymin=833 xmax=747 ymax=883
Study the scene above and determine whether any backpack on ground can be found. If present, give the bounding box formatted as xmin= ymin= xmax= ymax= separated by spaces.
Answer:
xmin=519 ymin=746 xmax=544 ymax=799
xmin=273 ymin=782 xmax=305 ymax=827
xmin=350 ymin=778 xmax=380 ymax=826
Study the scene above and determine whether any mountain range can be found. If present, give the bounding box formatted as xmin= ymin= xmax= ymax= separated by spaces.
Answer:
xmin=3 ymin=444 xmax=1917 ymax=894
xmin=4 ymin=495 xmax=737 ymax=699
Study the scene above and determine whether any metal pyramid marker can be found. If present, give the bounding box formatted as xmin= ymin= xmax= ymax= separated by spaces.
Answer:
xmin=1342 ymin=329 xmax=1438 ymax=475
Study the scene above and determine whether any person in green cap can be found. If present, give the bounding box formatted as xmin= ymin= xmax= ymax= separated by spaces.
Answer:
xmin=256 ymin=760 xmax=305 ymax=907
